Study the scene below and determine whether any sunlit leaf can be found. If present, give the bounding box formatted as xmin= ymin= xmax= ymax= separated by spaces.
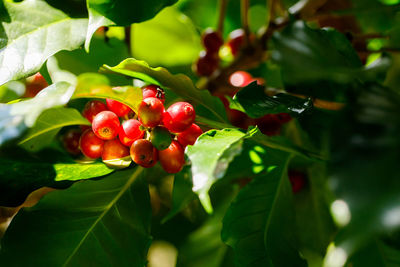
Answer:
xmin=0 ymin=82 xmax=75 ymax=145
xmin=72 ymin=73 xmax=142 ymax=113
xmin=18 ymin=107 xmax=89 ymax=152
xmin=101 ymin=58 xmax=228 ymax=122
xmin=0 ymin=0 xmax=87 ymax=85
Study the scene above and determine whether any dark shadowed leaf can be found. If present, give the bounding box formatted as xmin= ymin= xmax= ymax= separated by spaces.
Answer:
xmin=177 ymin=186 xmax=236 ymax=267
xmin=229 ymin=82 xmax=313 ymax=118
xmin=0 ymin=148 xmax=114 ymax=207
xmin=221 ymin=150 xmax=306 ymax=267
xmin=162 ymin=166 xmax=196 ymax=223
xmin=0 ymin=167 xmax=151 ymax=266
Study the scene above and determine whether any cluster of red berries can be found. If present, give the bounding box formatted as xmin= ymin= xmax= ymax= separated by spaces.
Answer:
xmin=194 ymin=28 xmax=246 ymax=77
xmin=62 ymin=85 xmax=203 ymax=174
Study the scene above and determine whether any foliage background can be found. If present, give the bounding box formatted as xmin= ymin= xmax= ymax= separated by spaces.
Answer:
xmin=1 ymin=0 xmax=400 ymax=266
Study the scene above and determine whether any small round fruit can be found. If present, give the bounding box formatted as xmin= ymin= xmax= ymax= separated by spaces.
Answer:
xmin=79 ymin=129 xmax=105 ymax=159
xmin=177 ymin=124 xmax=203 ymax=147
xmin=158 ymin=141 xmax=185 ymax=174
xmin=130 ymin=139 xmax=158 ymax=168
xmin=119 ymin=119 xmax=144 ymax=146
xmin=102 ymin=139 xmax=130 ymax=161
xmin=106 ymin=98 xmax=132 ymax=117
xmin=138 ymin=97 xmax=164 ymax=128
xmin=82 ymin=100 xmax=108 ymax=123
xmin=202 ymin=28 xmax=223 ymax=53
xmin=23 ymin=72 xmax=48 ymax=98
xmin=194 ymin=50 xmax=219 ymax=77
xmin=227 ymin=28 xmax=245 ymax=56
xmin=288 ymin=170 xmax=306 ymax=193
xmin=163 ymin=102 xmax=195 ymax=133
xmin=229 ymin=71 xmax=253 ymax=87
xmin=62 ymin=129 xmax=81 ymax=156
xmin=92 ymin=111 xmax=120 ymax=140
xmin=142 ymin=84 xmax=165 ymax=103
xmin=150 ymin=126 xmax=172 ymax=150
xmin=255 ymin=114 xmax=282 ymax=136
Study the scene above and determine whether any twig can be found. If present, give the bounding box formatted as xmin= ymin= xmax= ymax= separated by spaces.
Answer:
xmin=217 ymin=0 xmax=228 ymax=33
xmin=124 ymin=26 xmax=132 ymax=57
xmin=241 ymin=0 xmax=250 ymax=44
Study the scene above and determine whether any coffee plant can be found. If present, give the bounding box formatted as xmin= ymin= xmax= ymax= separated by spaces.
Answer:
xmin=1 ymin=0 xmax=400 ymax=266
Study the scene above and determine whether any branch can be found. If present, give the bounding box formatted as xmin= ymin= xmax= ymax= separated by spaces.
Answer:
xmin=217 ymin=0 xmax=228 ymax=33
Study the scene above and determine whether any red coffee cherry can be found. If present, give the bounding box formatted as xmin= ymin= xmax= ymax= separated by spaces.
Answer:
xmin=177 ymin=123 xmax=203 ymax=147
xmin=23 ymin=72 xmax=48 ymax=98
xmin=130 ymin=139 xmax=158 ymax=168
xmin=62 ymin=129 xmax=81 ymax=156
xmin=158 ymin=141 xmax=185 ymax=174
xmin=118 ymin=119 xmax=144 ymax=146
xmin=227 ymin=28 xmax=245 ymax=56
xmin=194 ymin=50 xmax=219 ymax=77
xmin=82 ymin=100 xmax=108 ymax=123
xmin=202 ymin=28 xmax=223 ymax=53
xmin=142 ymin=84 xmax=165 ymax=103
xmin=163 ymin=102 xmax=195 ymax=133
xmin=106 ymin=98 xmax=132 ymax=117
xmin=229 ymin=71 xmax=253 ymax=87
xmin=92 ymin=111 xmax=120 ymax=140
xmin=138 ymin=97 xmax=164 ymax=128
xmin=79 ymin=129 xmax=105 ymax=159
xmin=255 ymin=114 xmax=282 ymax=136
xmin=288 ymin=170 xmax=306 ymax=193
xmin=102 ymin=139 xmax=130 ymax=161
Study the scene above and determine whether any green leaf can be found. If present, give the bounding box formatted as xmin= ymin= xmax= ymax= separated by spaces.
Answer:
xmin=101 ymin=58 xmax=228 ymax=122
xmin=162 ymin=166 xmax=196 ymax=223
xmin=131 ymin=7 xmax=201 ymax=67
xmin=221 ymin=151 xmax=306 ymax=267
xmin=229 ymin=82 xmax=313 ymax=118
xmin=0 ymin=81 xmax=75 ymax=146
xmin=0 ymin=167 xmax=152 ymax=266
xmin=271 ymin=21 xmax=360 ymax=84
xmin=349 ymin=240 xmax=400 ymax=267
xmin=271 ymin=21 xmax=390 ymax=101
xmin=102 ymin=156 xmax=132 ymax=169
xmin=0 ymin=148 xmax=113 ymax=206
xmin=18 ymin=107 xmax=90 ymax=152
xmin=294 ymin=163 xmax=335 ymax=264
xmin=72 ymin=73 xmax=143 ymax=113
xmin=177 ymin=186 xmax=237 ymax=267
xmin=85 ymin=0 xmax=177 ymax=51
xmin=186 ymin=128 xmax=258 ymax=212
xmin=0 ymin=0 xmax=87 ymax=85
xmin=55 ymin=37 xmax=130 ymax=85
xmin=53 ymin=161 xmax=114 ymax=182
xmin=323 ymin=83 xmax=400 ymax=263
xmin=0 ymin=81 xmax=25 ymax=103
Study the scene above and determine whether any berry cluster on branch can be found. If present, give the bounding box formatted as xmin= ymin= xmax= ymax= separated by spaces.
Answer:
xmin=62 ymin=85 xmax=203 ymax=174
